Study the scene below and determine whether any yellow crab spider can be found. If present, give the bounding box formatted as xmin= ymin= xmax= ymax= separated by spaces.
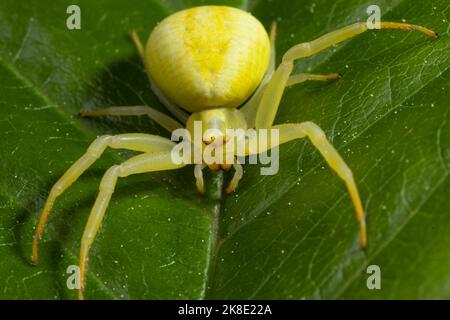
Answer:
xmin=31 ymin=5 xmax=437 ymax=299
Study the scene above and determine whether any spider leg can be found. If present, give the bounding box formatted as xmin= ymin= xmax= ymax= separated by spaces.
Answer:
xmin=286 ymin=72 xmax=341 ymax=86
xmin=255 ymin=21 xmax=437 ymax=129
xmin=78 ymin=150 xmax=184 ymax=299
xmin=130 ymin=31 xmax=190 ymax=124
xmin=194 ymin=163 xmax=207 ymax=194
xmin=131 ymin=31 xmax=145 ymax=63
xmin=226 ymin=123 xmax=365 ymax=248
xmin=225 ymin=162 xmax=243 ymax=194
xmin=32 ymin=134 xmax=176 ymax=264
xmin=268 ymin=21 xmax=277 ymax=75
xmin=80 ymin=106 xmax=183 ymax=132
xmin=242 ymin=71 xmax=341 ymax=126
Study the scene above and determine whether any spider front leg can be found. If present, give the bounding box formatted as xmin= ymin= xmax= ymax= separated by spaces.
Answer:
xmin=79 ymin=151 xmax=185 ymax=299
xmin=32 ymin=134 xmax=176 ymax=264
xmin=255 ymin=21 xmax=437 ymax=129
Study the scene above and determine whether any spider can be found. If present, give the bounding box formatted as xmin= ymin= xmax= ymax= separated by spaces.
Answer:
xmin=31 ymin=5 xmax=437 ymax=299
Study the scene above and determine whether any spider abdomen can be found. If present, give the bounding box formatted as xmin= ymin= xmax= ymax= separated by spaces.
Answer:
xmin=145 ymin=6 xmax=271 ymax=113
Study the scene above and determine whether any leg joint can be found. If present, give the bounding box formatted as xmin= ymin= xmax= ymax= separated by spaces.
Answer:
xmin=298 ymin=122 xmax=326 ymax=140
xmin=99 ymin=165 xmax=122 ymax=191
xmin=283 ymin=43 xmax=311 ymax=62
xmin=87 ymin=135 xmax=113 ymax=157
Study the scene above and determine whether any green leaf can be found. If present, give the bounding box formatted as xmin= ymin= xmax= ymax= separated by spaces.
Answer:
xmin=0 ymin=0 xmax=449 ymax=299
